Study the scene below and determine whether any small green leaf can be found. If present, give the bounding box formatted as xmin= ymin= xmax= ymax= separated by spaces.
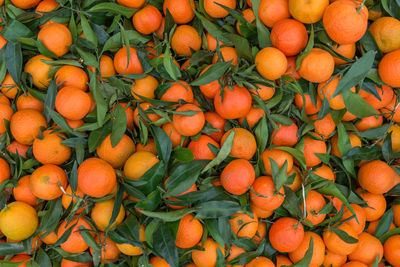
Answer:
xmin=191 ymin=62 xmax=231 ymax=86
xmin=202 ymin=130 xmax=234 ymax=173
xmin=374 ymin=208 xmax=394 ymax=238
xmin=342 ymin=91 xmax=378 ymax=118
xmin=110 ymin=104 xmax=127 ymax=147
xmin=80 ymin=14 xmax=98 ymax=48
xmin=296 ymin=25 xmax=314 ymax=70
xmin=152 ymin=224 xmax=179 ymax=267
xmin=331 ymin=228 xmax=359 ymax=244
xmin=88 ymin=2 xmax=137 ymax=17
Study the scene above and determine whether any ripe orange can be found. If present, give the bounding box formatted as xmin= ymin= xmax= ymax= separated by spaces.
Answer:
xmin=117 ymin=225 xmax=146 ymax=256
xmin=96 ymin=134 xmax=135 ymax=168
xmin=269 ymin=217 xmax=304 ymax=252
xmin=91 ymin=199 xmax=125 ymax=231
xmin=78 ymin=157 xmax=116 ymax=198
xmin=206 ymin=32 xmax=224 ymax=51
xmin=289 ymin=231 xmax=325 ymax=267
xmin=271 ymin=19 xmax=308 ymax=56
xmin=175 ymin=214 xmax=203 ymax=249
xmin=117 ymin=0 xmax=144 ymax=8
xmin=221 ymin=159 xmax=255 ymax=195
xmin=379 ymin=48 xmax=400 ymax=87
xmin=192 ymin=238 xmax=225 ymax=267
xmin=171 ymin=25 xmax=202 ymax=56
xmin=55 ymin=65 xmax=89 ymax=91
xmin=163 ymin=0 xmax=195 ymax=24
xmin=133 ymin=5 xmax=162 ymax=35
xmin=251 ymin=204 xmax=274 ymax=219
xmin=0 ymin=201 xmax=38 ymax=241
xmin=323 ymin=250 xmax=347 ymax=267
xmin=162 ymin=122 xmax=186 ymax=148
xmin=245 ymin=257 xmax=275 ymax=267
xmin=24 ymin=55 xmax=53 ymax=89
xmin=9 ymin=254 xmax=32 ymax=267
xmin=133 ymin=102 xmax=161 ymax=127
xmin=10 ymin=0 xmax=40 ymax=9
xmin=332 ymin=43 xmax=357 ymax=65
xmin=149 ymin=257 xmax=171 ymax=267
xmin=249 ymin=84 xmax=275 ymax=101
xmin=348 ymin=232 xmax=383 ymax=265
xmin=323 ymin=0 xmax=368 ymax=44
xmin=303 ymin=190 xmax=326 ymax=226
xmin=55 ymin=86 xmax=91 ymax=120
xmin=6 ymin=141 xmax=30 ymax=158
xmin=318 ymin=77 xmax=356 ymax=110
xmin=13 ymin=176 xmax=37 ymax=206
xmin=303 ymin=133 xmax=327 ymax=167
xmin=57 ymin=217 xmax=93 ymax=253
xmin=382 ymin=96 xmax=400 ymax=122
xmin=363 ymin=85 xmax=394 ymax=110
xmin=160 ymin=81 xmax=194 ymax=103
xmin=124 ymin=151 xmax=159 ymax=180
xmin=261 ymin=148 xmax=293 ymax=175
xmin=255 ymin=47 xmax=288 ymax=80
xmin=16 ymin=93 xmax=43 ymax=112
xmin=366 ymin=219 xmax=396 ymax=234
xmin=295 ymin=93 xmax=322 ymax=115
xmin=271 ymin=122 xmax=299 ymax=147
xmin=369 ymin=17 xmax=400 ymax=53
xmin=221 ymin=128 xmax=257 ymax=160
xmin=383 ymin=234 xmax=400 ymax=267
xmin=214 ymin=85 xmax=252 ymax=119
xmin=188 ymin=135 xmax=220 ymax=160
xmin=284 ymin=56 xmax=301 ymax=81
xmin=212 ymin=47 xmax=238 ymax=66
xmin=239 ymin=107 xmax=264 ymax=128
xmin=258 ymin=0 xmax=290 ymax=27
xmin=237 ymin=9 xmax=256 ymax=35
xmin=90 ymin=234 xmax=120 ymax=264
xmin=250 ymin=175 xmax=285 ymax=210
xmin=355 ymin=113 xmax=383 ymax=132
xmin=38 ymin=23 xmax=72 ymax=57
xmin=253 ymin=222 xmax=266 ymax=245
xmin=113 ymin=46 xmax=144 ymax=75
xmin=1 ymin=73 xmax=20 ymax=99
xmin=131 ymin=75 xmax=159 ymax=100
xmin=356 ymin=189 xmax=387 ymax=221
xmin=172 ymin=104 xmax=205 ymax=136
xmin=285 ymin=166 xmax=303 ymax=191
xmin=340 ymin=204 xmax=366 ymax=235
xmin=226 ymin=245 xmax=246 ymax=266
xmin=0 ymin=103 xmax=13 ymax=135
xmin=205 ymin=111 xmax=226 ymax=142
xmin=10 ymin=109 xmax=47 ymax=145
xmin=30 ymin=164 xmax=68 ymax=200
xmin=203 ymin=0 xmax=236 ymax=18
xmin=289 ymin=0 xmax=329 ymax=24
xmin=199 ymin=65 xmax=221 ymax=99
xmin=314 ymin=113 xmax=336 ymax=139
xmin=358 ymin=160 xmax=396 ymax=194
xmin=323 ymin=223 xmax=359 ymax=256
xmin=276 ymin=255 xmax=293 ymax=267
xmin=341 ymin=261 xmax=368 ymax=267
xmin=32 ymin=130 xmax=71 ymax=165
xmin=136 ymin=138 xmax=157 ymax=155
xmin=230 ymin=212 xmax=258 ymax=238
xmin=312 ymin=164 xmax=336 ymax=181
xmin=298 ymin=48 xmax=335 ymax=83
xmin=61 ymin=185 xmax=85 ymax=213
xmin=61 ymin=259 xmax=92 ymax=267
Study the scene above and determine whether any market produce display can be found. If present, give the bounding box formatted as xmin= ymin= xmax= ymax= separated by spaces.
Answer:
xmin=1 ymin=0 xmax=400 ymax=266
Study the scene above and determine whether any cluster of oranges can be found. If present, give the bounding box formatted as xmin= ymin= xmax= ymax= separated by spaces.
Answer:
xmin=1 ymin=0 xmax=400 ymax=266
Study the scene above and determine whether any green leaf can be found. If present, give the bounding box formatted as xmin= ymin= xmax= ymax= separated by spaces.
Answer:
xmin=202 ymin=130 xmax=234 ymax=173
xmin=88 ymin=120 xmax=112 ymax=153
xmin=37 ymin=39 xmax=58 ymax=58
xmin=37 ymin=199 xmax=63 ymax=235
xmin=2 ymin=20 xmax=32 ymax=42
xmin=163 ymin=44 xmax=181 ymax=81
xmin=269 ymin=158 xmax=288 ymax=191
xmin=282 ymin=186 xmax=302 ymax=218
xmin=70 ymin=161 xmax=78 ymax=192
xmin=133 ymin=161 xmax=166 ymax=195
xmin=106 ymin=184 xmax=124 ymax=232
xmin=35 ymin=248 xmax=52 ymax=267
xmin=194 ymin=10 xmax=232 ymax=45
xmin=342 ymin=146 xmax=382 ymax=161
xmin=150 ymin=125 xmax=172 ymax=163
xmin=103 ymin=30 xmax=150 ymax=52
xmin=110 ymin=104 xmax=127 ymax=147
xmin=275 ymin=146 xmax=307 ymax=171
xmin=43 ymin=80 xmax=57 ymax=122
xmin=89 ymin=72 xmax=107 ymax=126
xmin=291 ymin=237 xmax=314 ymax=267
xmin=357 ymin=124 xmax=391 ymax=139
xmin=173 ymin=147 xmax=195 ymax=162
xmin=5 ymin=41 xmax=22 ymax=87
xmin=0 ymin=242 xmax=25 ymax=256
xmin=231 ymin=33 xmax=252 ymax=61
xmin=88 ymin=2 xmax=137 ymax=17
xmin=380 ymin=227 xmax=400 ymax=243
xmin=255 ymin=115 xmax=268 ymax=151
xmin=139 ymin=208 xmax=195 ymax=222
xmin=152 ymin=224 xmax=179 ymax=267
xmin=196 ymin=200 xmax=240 ymax=218
xmin=342 ymin=91 xmax=378 ymax=118
xmin=191 ymin=62 xmax=231 ymax=86
xmin=76 ymin=47 xmax=98 ymax=69
xmin=251 ymin=0 xmax=271 ymax=48
xmin=296 ymin=25 xmax=314 ymax=70
xmin=337 ymin=123 xmax=355 ymax=177
xmin=165 ymin=160 xmax=209 ymax=197
xmin=374 ymin=208 xmax=394 ymax=239
xmin=332 ymin=51 xmax=377 ymax=98
xmin=331 ymin=228 xmax=359 ymax=244
xmin=80 ymin=14 xmax=98 ymax=48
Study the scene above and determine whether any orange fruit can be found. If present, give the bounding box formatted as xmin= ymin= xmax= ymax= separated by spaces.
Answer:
xmin=312 ymin=164 xmax=336 ymax=181
xmin=113 ymin=46 xmax=144 ymax=75
xmin=250 ymin=175 xmax=285 ymax=210
xmin=96 ymin=54 xmax=116 ymax=79
xmin=272 ymin=122 xmax=299 ymax=147
xmin=55 ymin=86 xmax=91 ymax=120
xmin=221 ymin=128 xmax=257 ymax=160
xmin=302 ymin=190 xmax=326 ymax=226
xmin=9 ymin=254 xmax=32 ymax=267
xmin=323 ymin=0 xmax=368 ymax=45
xmin=341 ymin=261 xmax=368 ymax=267
xmin=162 ymin=122 xmax=187 ymax=148
xmin=149 ymin=257 xmax=171 ymax=267
xmin=160 ymin=81 xmax=194 ymax=103
xmin=366 ymin=219 xmax=396 ymax=234
xmin=0 ymin=201 xmax=38 ymax=241
xmin=13 ymin=176 xmax=37 ymax=206
xmin=221 ymin=159 xmax=255 ymax=195
xmin=38 ymin=23 xmax=72 ymax=57
xmin=226 ymin=245 xmax=246 ymax=267
xmin=271 ymin=19 xmax=308 ymax=56
xmin=96 ymin=134 xmax=135 ymax=168
xmin=172 ymin=104 xmax=205 ymax=136
xmin=358 ymin=160 xmax=396 ymax=194
xmin=269 ymin=217 xmax=304 ymax=252
xmin=0 ymin=34 xmax=6 ymax=50
xmin=295 ymin=93 xmax=322 ymax=115
xmin=314 ymin=113 xmax=336 ymax=139
xmin=40 ymin=231 xmax=58 ymax=245
xmin=383 ymin=234 xmax=400 ymax=267
xmin=204 ymin=0 xmax=236 ymax=18
xmin=78 ymin=157 xmax=116 ymax=198
xmin=24 ymin=55 xmax=53 ymax=89
xmin=91 ymin=199 xmax=125 ymax=231
xmin=261 ymin=148 xmax=293 ymax=175
xmin=323 ymin=250 xmax=347 ymax=267
xmin=330 ymin=133 xmax=361 ymax=158
xmin=205 ymin=111 xmax=226 ymax=142
xmin=285 ymin=166 xmax=303 ymax=191
xmin=192 ymin=238 xmax=225 ymax=267
xmin=90 ymin=234 xmax=120 ymax=264
xmin=55 ymin=65 xmax=89 ymax=91
xmin=253 ymin=222 xmax=267 ymax=245
xmin=61 ymin=185 xmax=85 ymax=214
xmin=206 ymin=32 xmax=224 ymax=51
xmin=214 ymin=85 xmax=252 ymax=119
xmin=251 ymin=204 xmax=274 ymax=219
xmin=136 ymin=138 xmax=157 ymax=155
xmin=212 ymin=47 xmax=238 ymax=66
xmin=199 ymin=65 xmax=221 ymax=99
xmin=230 ymin=212 xmax=258 ymax=238
xmin=171 ymin=25 xmax=202 ymax=56
xmin=133 ymin=5 xmax=162 ymax=35
xmin=239 ymin=106 xmax=264 ymax=128
xmin=175 ymin=214 xmax=203 ymax=249
xmin=6 ymin=141 xmax=30 ymax=158
xmin=10 ymin=0 xmax=40 ymax=9
xmin=276 ymin=255 xmax=293 ymax=267
xmin=289 ymin=0 xmax=329 ymax=24
xmin=16 ymin=93 xmax=43 ymax=112
xmin=32 ymin=130 xmax=71 ymax=165
xmin=1 ymin=73 xmax=20 ymax=99
xmin=317 ymin=77 xmax=355 ymax=110
xmin=131 ymin=75 xmax=159 ymax=100
xmin=303 ymin=133 xmax=327 ymax=167
xmin=188 ymin=135 xmax=220 ymax=160
xmin=378 ymin=49 xmax=400 ymax=87
xmin=348 ymin=232 xmax=383 ymax=265
xmin=237 ymin=9 xmax=256 ymax=35
xmin=0 ymin=103 xmax=13 ymax=135
xmin=57 ymin=217 xmax=93 ymax=253
xmin=363 ymin=85 xmax=394 ymax=110
xmin=284 ymin=56 xmax=301 ymax=81
xmin=369 ymin=17 xmax=400 ymax=53
xmin=61 ymin=259 xmax=92 ymax=267
xmin=249 ymin=84 xmax=275 ymax=101
xmin=117 ymin=0 xmax=144 ymax=8
xmin=117 ymin=225 xmax=146 ymax=256
xmin=10 ymin=109 xmax=47 ymax=145
xmin=323 ymin=223 xmax=359 ymax=256
xmin=258 ymin=0 xmax=290 ymax=27
xmin=298 ymin=48 xmax=335 ymax=83
xmin=356 ymin=189 xmax=387 ymax=221
xmin=341 ymin=204 xmax=367 ymax=235
xmin=355 ymin=112 xmax=383 ymax=132
xmin=245 ymin=257 xmax=275 ymax=267
xmin=163 ymin=0 xmax=195 ymax=24
xmin=255 ymin=47 xmax=288 ymax=80
xmin=133 ymin=102 xmax=161 ymax=127
xmin=382 ymin=96 xmax=400 ymax=123
xmin=124 ymin=151 xmax=159 ymax=180
xmin=30 ymin=164 xmax=68 ymax=200
xmin=332 ymin=43 xmax=357 ymax=65
xmin=289 ymin=231 xmax=325 ymax=267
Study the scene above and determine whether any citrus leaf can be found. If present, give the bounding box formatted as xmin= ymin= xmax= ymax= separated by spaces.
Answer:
xmin=202 ymin=129 xmax=234 ymax=173
xmin=88 ymin=2 xmax=137 ymax=17
xmin=191 ymin=62 xmax=231 ymax=86
xmin=342 ymin=91 xmax=378 ymax=118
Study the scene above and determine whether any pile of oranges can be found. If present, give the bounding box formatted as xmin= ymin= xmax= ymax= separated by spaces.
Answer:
xmin=1 ymin=0 xmax=400 ymax=266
